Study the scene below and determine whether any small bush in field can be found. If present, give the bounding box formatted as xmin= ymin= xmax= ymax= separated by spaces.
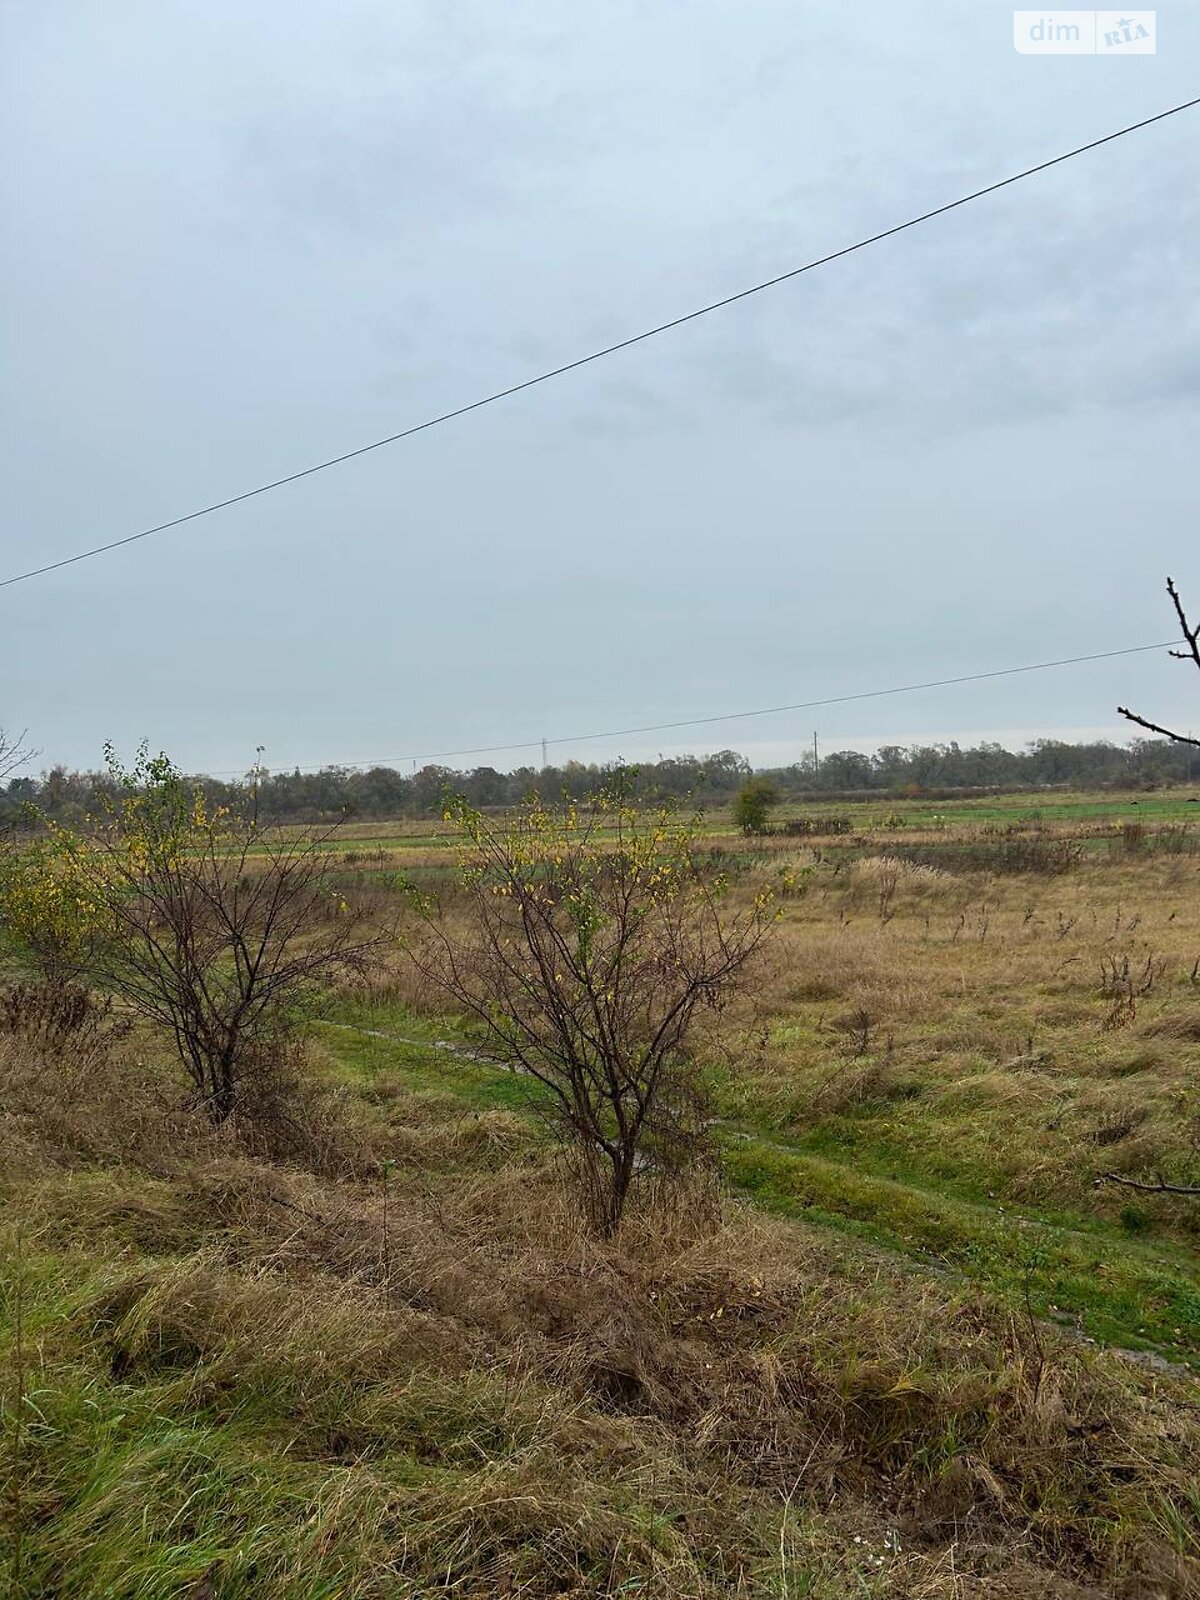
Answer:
xmin=413 ymin=792 xmax=776 ymax=1235
xmin=0 ymin=831 xmax=105 ymax=987
xmin=783 ymin=815 xmax=852 ymax=837
xmin=732 ymin=777 xmax=779 ymax=835
xmin=4 ymin=746 xmax=386 ymax=1125
xmin=889 ymin=837 xmax=1082 ymax=876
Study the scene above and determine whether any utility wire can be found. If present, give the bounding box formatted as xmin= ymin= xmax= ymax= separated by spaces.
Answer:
xmin=211 ymin=638 xmax=1177 ymax=774
xmin=5 ymin=95 xmax=1198 ymax=592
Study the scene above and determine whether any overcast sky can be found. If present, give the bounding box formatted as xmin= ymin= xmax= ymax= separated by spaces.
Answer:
xmin=3 ymin=2 xmax=1198 ymax=777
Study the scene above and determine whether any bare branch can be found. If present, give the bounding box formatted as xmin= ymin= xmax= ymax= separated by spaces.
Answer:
xmin=1117 ymin=578 xmax=1200 ymax=752
xmin=1116 ymin=707 xmax=1200 ymax=747
xmin=0 ymin=729 xmax=35 ymax=785
xmin=1099 ymin=1171 xmax=1200 ymax=1197
xmin=1167 ymin=575 xmax=1200 ymax=670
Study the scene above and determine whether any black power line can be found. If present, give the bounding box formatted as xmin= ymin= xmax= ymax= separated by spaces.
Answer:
xmin=209 ymin=638 xmax=1177 ymax=775
xmin=5 ymin=95 xmax=1198 ymax=593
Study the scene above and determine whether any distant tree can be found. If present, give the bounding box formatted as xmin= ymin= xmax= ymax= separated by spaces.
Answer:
xmin=411 ymin=764 xmax=454 ymax=814
xmin=560 ymin=760 xmax=595 ymax=801
xmin=816 ymin=750 xmax=875 ymax=791
xmin=703 ymin=750 xmax=752 ymax=793
xmin=16 ymin=731 xmax=1200 ymax=832
xmin=872 ymin=745 xmax=909 ymax=788
xmin=464 ymin=766 xmax=507 ymax=808
xmin=647 ymin=754 xmax=704 ymax=799
xmin=355 ymin=765 xmax=412 ymax=815
xmin=732 ymin=777 xmax=779 ymax=835
xmin=412 ymin=793 xmax=776 ymax=1235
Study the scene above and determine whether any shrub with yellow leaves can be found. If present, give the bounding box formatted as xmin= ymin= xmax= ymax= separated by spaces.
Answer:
xmin=412 ymin=788 xmax=777 ymax=1235
xmin=2 ymin=744 xmax=386 ymax=1125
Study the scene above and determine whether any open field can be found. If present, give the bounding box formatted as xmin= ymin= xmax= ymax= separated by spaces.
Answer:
xmin=3 ymin=787 xmax=1200 ymax=1597
xmin=246 ymin=786 xmax=1200 ymax=862
xmin=315 ymin=810 xmax=1200 ymax=1364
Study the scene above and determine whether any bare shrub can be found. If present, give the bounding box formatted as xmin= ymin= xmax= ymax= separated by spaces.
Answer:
xmin=0 ymin=989 xmax=372 ymax=1182
xmin=411 ymin=793 xmax=775 ymax=1235
xmin=12 ymin=747 xmax=388 ymax=1124
xmin=782 ymin=814 xmax=851 ymax=837
xmin=1099 ymin=951 xmax=1165 ymax=1000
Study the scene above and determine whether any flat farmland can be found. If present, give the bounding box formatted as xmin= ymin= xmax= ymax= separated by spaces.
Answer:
xmin=316 ymin=787 xmax=1200 ymax=1365
xmin=7 ymin=783 xmax=1200 ymax=1596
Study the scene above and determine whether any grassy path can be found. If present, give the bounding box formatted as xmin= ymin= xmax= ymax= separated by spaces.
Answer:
xmin=312 ymin=1013 xmax=1200 ymax=1368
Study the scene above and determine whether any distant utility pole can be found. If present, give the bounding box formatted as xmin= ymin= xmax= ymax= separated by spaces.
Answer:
xmin=812 ymin=730 xmax=820 ymax=775
xmin=250 ymin=745 xmax=266 ymax=828
xmin=541 ymin=737 xmax=548 ymax=770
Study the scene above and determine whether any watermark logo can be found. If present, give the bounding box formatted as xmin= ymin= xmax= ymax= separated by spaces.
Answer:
xmin=1013 ymin=11 xmax=1156 ymax=53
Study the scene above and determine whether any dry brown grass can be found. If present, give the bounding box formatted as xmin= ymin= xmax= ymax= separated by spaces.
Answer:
xmin=712 ymin=844 xmax=1200 ymax=1225
xmin=11 ymin=1131 xmax=1200 ymax=1598
xmin=0 ymin=984 xmax=380 ymax=1187
xmin=4 ymin=819 xmax=1200 ymax=1596
xmin=1 ymin=986 xmax=1197 ymax=1599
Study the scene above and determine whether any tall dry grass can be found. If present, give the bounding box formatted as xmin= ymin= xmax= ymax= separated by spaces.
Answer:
xmin=2 ymin=979 xmax=1198 ymax=1598
xmin=711 ymin=842 xmax=1200 ymax=1222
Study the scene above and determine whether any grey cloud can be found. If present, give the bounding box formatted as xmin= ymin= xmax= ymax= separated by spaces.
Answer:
xmin=3 ymin=0 xmax=1199 ymax=774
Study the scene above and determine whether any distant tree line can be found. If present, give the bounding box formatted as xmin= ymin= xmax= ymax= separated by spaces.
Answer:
xmin=2 ymin=735 xmax=1195 ymax=828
